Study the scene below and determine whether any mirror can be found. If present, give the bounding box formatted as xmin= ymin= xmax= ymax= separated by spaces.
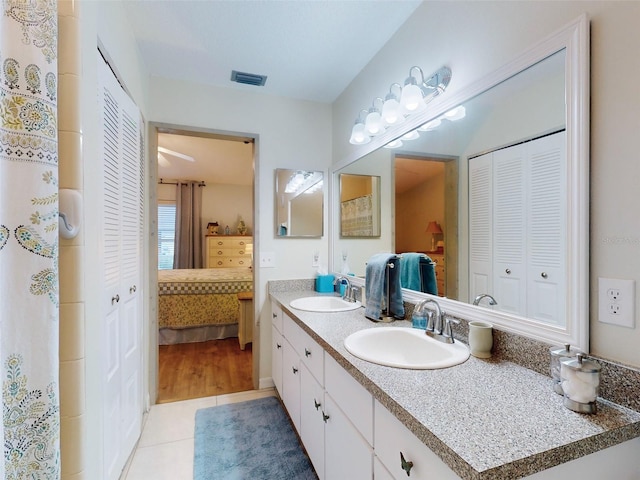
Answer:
xmin=275 ymin=169 xmax=324 ymax=237
xmin=339 ymin=174 xmax=381 ymax=238
xmin=331 ymin=16 xmax=589 ymax=350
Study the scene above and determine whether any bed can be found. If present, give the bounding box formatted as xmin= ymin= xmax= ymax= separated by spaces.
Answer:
xmin=158 ymin=267 xmax=253 ymax=345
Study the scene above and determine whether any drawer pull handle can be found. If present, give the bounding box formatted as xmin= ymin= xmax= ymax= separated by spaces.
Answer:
xmin=322 ymin=412 xmax=330 ymax=423
xmin=541 ymin=272 xmax=548 ymax=279
xmin=129 ymin=285 xmax=137 ymax=294
xmin=292 ymin=367 xmax=298 ymax=374
xmin=505 ymin=268 xmax=511 ymax=275
xmin=400 ymin=452 xmax=414 ymax=476
xmin=314 ymin=399 xmax=321 ymax=410
xmin=304 ymin=348 xmax=311 ymax=357
xmin=111 ymin=294 xmax=120 ymax=305
xmin=276 ymin=343 xmax=282 ymax=349
xmin=273 ymin=313 xmax=277 ymax=318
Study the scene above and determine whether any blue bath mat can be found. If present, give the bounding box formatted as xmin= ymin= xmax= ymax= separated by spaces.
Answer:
xmin=194 ymin=396 xmax=317 ymax=480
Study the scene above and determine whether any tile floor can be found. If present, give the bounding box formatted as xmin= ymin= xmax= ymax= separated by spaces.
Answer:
xmin=120 ymin=388 xmax=276 ymax=480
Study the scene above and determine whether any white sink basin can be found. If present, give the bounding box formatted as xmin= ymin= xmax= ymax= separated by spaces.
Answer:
xmin=289 ymin=296 xmax=362 ymax=313
xmin=344 ymin=327 xmax=469 ymax=369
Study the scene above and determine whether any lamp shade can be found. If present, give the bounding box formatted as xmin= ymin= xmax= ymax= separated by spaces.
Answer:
xmin=425 ymin=221 xmax=443 ymax=234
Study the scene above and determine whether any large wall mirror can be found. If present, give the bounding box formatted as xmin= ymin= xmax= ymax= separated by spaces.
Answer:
xmin=275 ymin=168 xmax=324 ymax=237
xmin=331 ymin=16 xmax=589 ymax=350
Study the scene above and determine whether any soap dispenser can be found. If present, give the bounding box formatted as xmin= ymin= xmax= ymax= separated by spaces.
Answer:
xmin=411 ymin=302 xmax=432 ymax=330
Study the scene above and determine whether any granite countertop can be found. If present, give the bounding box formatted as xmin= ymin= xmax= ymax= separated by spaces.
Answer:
xmin=269 ymin=289 xmax=640 ymax=480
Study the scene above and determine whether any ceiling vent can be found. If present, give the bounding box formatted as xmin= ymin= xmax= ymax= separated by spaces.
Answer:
xmin=231 ymin=70 xmax=267 ymax=86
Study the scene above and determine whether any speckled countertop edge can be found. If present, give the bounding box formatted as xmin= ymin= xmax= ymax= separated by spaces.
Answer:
xmin=269 ymin=284 xmax=640 ymax=480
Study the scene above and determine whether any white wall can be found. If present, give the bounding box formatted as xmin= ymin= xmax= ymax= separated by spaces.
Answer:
xmin=332 ymin=1 xmax=640 ymax=367
xmin=148 ymin=76 xmax=332 ymax=384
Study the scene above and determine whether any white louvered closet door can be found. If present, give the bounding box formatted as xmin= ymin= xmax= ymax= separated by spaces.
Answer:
xmin=97 ymin=51 xmax=144 ymax=480
xmin=492 ymin=144 xmax=527 ymax=316
xmin=468 ymin=152 xmax=493 ymax=303
xmin=526 ymin=131 xmax=566 ymax=325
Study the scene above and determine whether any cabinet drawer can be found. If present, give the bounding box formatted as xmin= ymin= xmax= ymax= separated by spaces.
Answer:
xmin=325 ymin=354 xmax=373 ymax=445
xmin=271 ymin=301 xmax=283 ymax=334
xmin=284 ymin=314 xmax=324 ymax=386
xmin=206 ymin=236 xmax=249 ymax=249
xmin=374 ymin=400 xmax=459 ymax=480
xmin=208 ymin=256 xmax=251 ymax=268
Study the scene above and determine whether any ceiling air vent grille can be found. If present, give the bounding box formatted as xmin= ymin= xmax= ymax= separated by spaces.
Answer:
xmin=231 ymin=70 xmax=267 ymax=86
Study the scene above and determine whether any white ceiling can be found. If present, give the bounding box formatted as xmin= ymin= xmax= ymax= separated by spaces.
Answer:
xmin=133 ymin=0 xmax=422 ymax=185
xmin=122 ymin=0 xmax=422 ymax=103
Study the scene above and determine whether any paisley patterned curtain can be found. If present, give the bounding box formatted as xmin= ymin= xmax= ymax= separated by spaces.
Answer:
xmin=0 ymin=1 xmax=60 ymax=478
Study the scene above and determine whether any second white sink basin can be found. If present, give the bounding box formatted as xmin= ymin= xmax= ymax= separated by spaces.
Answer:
xmin=344 ymin=327 xmax=469 ymax=369
xmin=289 ymin=296 xmax=362 ymax=313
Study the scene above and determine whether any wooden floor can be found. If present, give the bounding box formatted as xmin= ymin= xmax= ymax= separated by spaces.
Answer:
xmin=157 ymin=338 xmax=253 ymax=404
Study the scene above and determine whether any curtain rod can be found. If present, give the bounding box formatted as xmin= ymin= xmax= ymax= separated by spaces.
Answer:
xmin=158 ymin=179 xmax=206 ymax=187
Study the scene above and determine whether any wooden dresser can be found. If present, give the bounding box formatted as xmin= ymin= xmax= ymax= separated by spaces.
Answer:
xmin=205 ymin=235 xmax=252 ymax=268
xmin=426 ymin=251 xmax=446 ymax=297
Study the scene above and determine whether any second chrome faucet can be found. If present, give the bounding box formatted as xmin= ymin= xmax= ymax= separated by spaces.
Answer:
xmin=415 ymin=298 xmax=459 ymax=344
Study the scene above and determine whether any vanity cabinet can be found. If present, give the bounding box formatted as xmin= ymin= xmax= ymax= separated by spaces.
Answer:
xmin=468 ymin=131 xmax=566 ymax=323
xmin=374 ymin=400 xmax=459 ymax=480
xmin=426 ymin=251 xmax=446 ymax=296
xmin=205 ymin=235 xmax=252 ymax=268
xmin=272 ymin=302 xmax=374 ymax=479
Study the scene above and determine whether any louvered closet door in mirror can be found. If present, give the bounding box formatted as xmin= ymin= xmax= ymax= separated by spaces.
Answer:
xmin=468 ymin=131 xmax=566 ymax=325
xmin=97 ymin=50 xmax=144 ymax=480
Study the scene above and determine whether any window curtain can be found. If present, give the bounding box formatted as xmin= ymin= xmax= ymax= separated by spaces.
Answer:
xmin=173 ymin=181 xmax=203 ymax=269
xmin=0 ymin=1 xmax=60 ymax=478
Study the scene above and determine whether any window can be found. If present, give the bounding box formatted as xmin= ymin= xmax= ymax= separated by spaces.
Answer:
xmin=158 ymin=202 xmax=176 ymax=270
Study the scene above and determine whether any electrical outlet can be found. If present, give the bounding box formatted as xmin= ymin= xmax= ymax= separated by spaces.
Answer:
xmin=260 ymin=252 xmax=275 ymax=268
xmin=599 ymin=277 xmax=635 ymax=328
xmin=312 ymin=251 xmax=320 ymax=268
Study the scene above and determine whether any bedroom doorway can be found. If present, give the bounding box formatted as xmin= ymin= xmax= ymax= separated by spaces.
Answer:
xmin=150 ymin=124 xmax=257 ymax=404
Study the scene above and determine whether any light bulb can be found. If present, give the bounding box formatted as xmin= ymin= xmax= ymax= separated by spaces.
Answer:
xmin=383 ymin=139 xmax=403 ymax=149
xmin=400 ymin=83 xmax=423 ymax=112
xmin=444 ymin=105 xmax=466 ymax=121
xmin=382 ymin=97 xmax=404 ymax=126
xmin=365 ymin=109 xmax=383 ymax=136
xmin=349 ymin=122 xmax=370 ymax=145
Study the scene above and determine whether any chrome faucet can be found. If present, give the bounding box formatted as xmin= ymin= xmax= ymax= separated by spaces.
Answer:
xmin=335 ymin=275 xmax=357 ymax=303
xmin=418 ymin=298 xmax=458 ymax=344
xmin=473 ymin=294 xmax=498 ymax=306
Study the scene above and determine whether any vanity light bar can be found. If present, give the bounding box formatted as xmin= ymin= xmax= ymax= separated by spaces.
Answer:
xmin=349 ymin=65 xmax=452 ymax=146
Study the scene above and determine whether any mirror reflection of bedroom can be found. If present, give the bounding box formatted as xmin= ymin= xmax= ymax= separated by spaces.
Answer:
xmin=156 ymin=129 xmax=255 ymax=403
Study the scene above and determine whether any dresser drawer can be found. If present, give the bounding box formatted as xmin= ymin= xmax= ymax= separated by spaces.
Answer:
xmin=206 ymin=236 xmax=250 ymax=249
xmin=208 ymin=256 xmax=251 ymax=268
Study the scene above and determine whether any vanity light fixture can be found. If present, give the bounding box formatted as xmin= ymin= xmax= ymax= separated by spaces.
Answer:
xmin=418 ymin=118 xmax=442 ymax=131
xmin=443 ymin=105 xmax=466 ymax=121
xmin=383 ymin=139 xmax=403 ymax=149
xmin=401 ymin=129 xmax=420 ymax=141
xmin=348 ymin=65 xmax=452 ymax=146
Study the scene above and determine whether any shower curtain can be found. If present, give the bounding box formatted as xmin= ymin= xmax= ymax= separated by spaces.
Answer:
xmin=0 ymin=1 xmax=60 ymax=478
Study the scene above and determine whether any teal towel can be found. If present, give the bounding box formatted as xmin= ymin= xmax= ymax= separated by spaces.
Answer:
xmin=420 ymin=257 xmax=438 ymax=295
xmin=365 ymin=253 xmax=404 ymax=320
xmin=400 ymin=253 xmax=423 ymax=291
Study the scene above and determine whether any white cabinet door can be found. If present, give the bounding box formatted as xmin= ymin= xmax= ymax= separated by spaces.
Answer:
xmin=374 ymin=401 xmax=459 ymax=480
xmin=300 ymin=364 xmax=326 ymax=479
xmin=282 ymin=338 xmax=301 ymax=433
xmin=272 ymin=325 xmax=283 ymax=395
xmin=98 ymin=52 xmax=143 ymax=480
xmin=324 ymin=354 xmax=373 ymax=445
xmin=325 ymin=394 xmax=373 ymax=480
